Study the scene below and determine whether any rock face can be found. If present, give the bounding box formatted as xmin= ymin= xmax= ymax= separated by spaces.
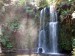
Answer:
xmin=0 ymin=0 xmax=39 ymax=52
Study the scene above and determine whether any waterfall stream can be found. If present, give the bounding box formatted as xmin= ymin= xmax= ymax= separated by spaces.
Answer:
xmin=37 ymin=5 xmax=59 ymax=54
xmin=49 ymin=5 xmax=58 ymax=54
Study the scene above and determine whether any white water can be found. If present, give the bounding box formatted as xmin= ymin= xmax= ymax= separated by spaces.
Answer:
xmin=50 ymin=5 xmax=57 ymax=22
xmin=37 ymin=30 xmax=46 ymax=53
xmin=49 ymin=22 xmax=58 ymax=53
xmin=37 ymin=5 xmax=59 ymax=54
xmin=49 ymin=5 xmax=58 ymax=53
xmin=37 ymin=8 xmax=46 ymax=53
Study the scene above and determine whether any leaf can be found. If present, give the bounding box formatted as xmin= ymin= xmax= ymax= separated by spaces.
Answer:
xmin=7 ymin=42 xmax=13 ymax=48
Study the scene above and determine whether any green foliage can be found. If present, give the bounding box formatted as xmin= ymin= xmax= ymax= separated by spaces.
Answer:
xmin=25 ymin=6 xmax=34 ymax=13
xmin=1 ymin=19 xmax=20 ymax=49
xmin=39 ymin=0 xmax=48 ymax=8
xmin=59 ymin=27 xmax=72 ymax=50
xmin=8 ymin=19 xmax=20 ymax=31
xmin=6 ymin=42 xmax=13 ymax=48
xmin=18 ymin=0 xmax=26 ymax=6
xmin=72 ymin=22 xmax=75 ymax=48
xmin=61 ymin=9 xmax=70 ymax=16
xmin=1 ymin=27 xmax=13 ymax=49
xmin=72 ymin=39 xmax=75 ymax=48
xmin=58 ymin=0 xmax=74 ymax=50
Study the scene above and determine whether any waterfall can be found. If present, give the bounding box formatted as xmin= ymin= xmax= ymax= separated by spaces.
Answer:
xmin=49 ymin=22 xmax=58 ymax=53
xmin=37 ymin=8 xmax=46 ymax=53
xmin=49 ymin=5 xmax=58 ymax=54
xmin=50 ymin=5 xmax=57 ymax=22
xmin=36 ymin=4 xmax=59 ymax=54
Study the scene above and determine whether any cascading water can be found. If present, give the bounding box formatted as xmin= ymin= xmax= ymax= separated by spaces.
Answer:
xmin=36 ymin=2 xmax=67 ymax=56
xmin=37 ymin=4 xmax=59 ymax=54
xmin=49 ymin=22 xmax=58 ymax=53
xmin=37 ymin=8 xmax=46 ymax=53
xmin=49 ymin=5 xmax=58 ymax=54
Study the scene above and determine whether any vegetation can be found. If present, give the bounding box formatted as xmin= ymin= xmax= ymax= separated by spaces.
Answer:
xmin=0 ymin=18 xmax=20 ymax=49
xmin=59 ymin=0 xmax=75 ymax=51
xmin=0 ymin=0 xmax=75 ymax=56
xmin=18 ymin=0 xmax=26 ymax=6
